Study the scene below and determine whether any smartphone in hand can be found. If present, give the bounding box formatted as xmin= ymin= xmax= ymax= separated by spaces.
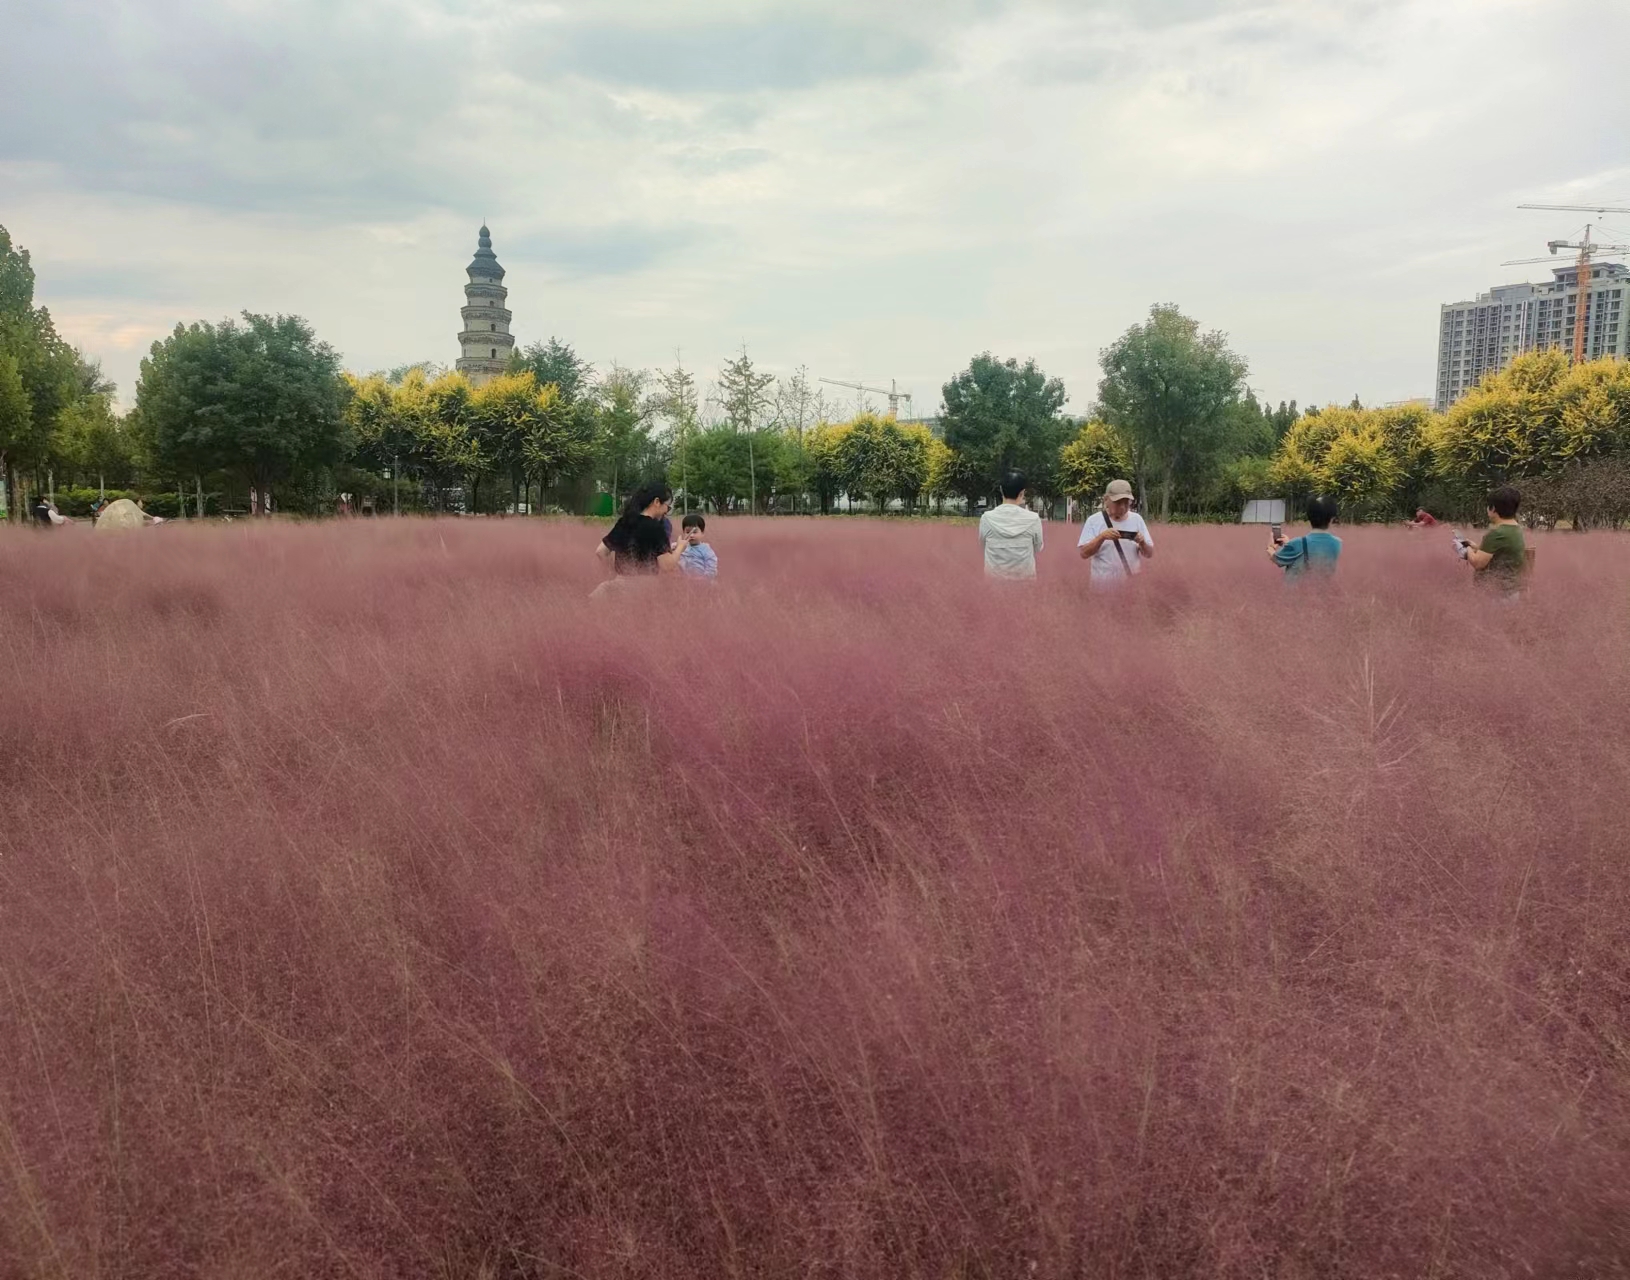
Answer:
xmin=1270 ymin=523 xmax=1283 ymax=543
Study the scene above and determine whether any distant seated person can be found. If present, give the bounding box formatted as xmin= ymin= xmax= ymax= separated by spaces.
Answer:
xmin=1269 ymin=495 xmax=1342 ymax=577
xmin=595 ymin=483 xmax=678 ymax=584
xmin=677 ymin=512 xmax=718 ymax=579
xmin=1407 ymin=508 xmax=1438 ymax=528
xmin=31 ymin=495 xmax=66 ymax=527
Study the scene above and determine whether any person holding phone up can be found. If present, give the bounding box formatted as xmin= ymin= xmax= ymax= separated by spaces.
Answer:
xmin=1077 ymin=479 xmax=1153 ymax=585
xmin=1269 ymin=495 xmax=1342 ymax=578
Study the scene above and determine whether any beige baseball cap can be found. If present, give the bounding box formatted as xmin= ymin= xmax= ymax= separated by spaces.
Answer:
xmin=1102 ymin=479 xmax=1135 ymax=503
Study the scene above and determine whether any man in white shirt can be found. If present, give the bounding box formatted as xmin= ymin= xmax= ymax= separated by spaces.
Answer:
xmin=1077 ymin=478 xmax=1153 ymax=584
xmin=979 ymin=470 xmax=1044 ymax=580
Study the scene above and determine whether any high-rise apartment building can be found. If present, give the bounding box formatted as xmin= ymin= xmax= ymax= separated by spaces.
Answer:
xmin=1435 ymin=261 xmax=1628 ymax=410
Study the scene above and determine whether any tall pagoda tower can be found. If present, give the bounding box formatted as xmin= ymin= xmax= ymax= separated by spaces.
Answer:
xmin=455 ymin=224 xmax=513 ymax=386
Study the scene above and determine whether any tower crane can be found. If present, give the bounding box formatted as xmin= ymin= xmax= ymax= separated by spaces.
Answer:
xmin=1509 ymin=203 xmax=1630 ymax=365
xmin=818 ymin=377 xmax=914 ymax=419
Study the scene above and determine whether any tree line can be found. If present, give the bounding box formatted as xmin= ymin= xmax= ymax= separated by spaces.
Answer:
xmin=8 ymin=223 xmax=1629 ymax=525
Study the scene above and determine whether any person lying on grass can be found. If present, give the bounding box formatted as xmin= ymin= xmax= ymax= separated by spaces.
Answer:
xmin=1269 ymin=495 xmax=1342 ymax=578
xmin=596 ymin=483 xmax=679 ymax=580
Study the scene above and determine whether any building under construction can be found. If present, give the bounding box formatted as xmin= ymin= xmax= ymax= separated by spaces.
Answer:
xmin=1436 ymin=261 xmax=1627 ymax=411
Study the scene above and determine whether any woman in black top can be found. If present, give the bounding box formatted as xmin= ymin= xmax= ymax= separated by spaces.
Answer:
xmin=596 ymin=482 xmax=678 ymax=579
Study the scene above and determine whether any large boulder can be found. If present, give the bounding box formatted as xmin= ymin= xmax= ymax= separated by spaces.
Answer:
xmin=94 ymin=498 xmax=148 ymax=532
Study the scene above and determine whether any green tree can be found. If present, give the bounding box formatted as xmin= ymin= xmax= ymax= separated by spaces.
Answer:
xmin=775 ymin=429 xmax=814 ymax=512
xmin=53 ymin=391 xmax=133 ymax=494
xmin=654 ymin=356 xmax=700 ymax=512
xmin=384 ymin=361 xmax=446 ymax=385
xmin=0 ymin=225 xmax=79 ymax=517
xmin=715 ymin=346 xmax=777 ymax=511
xmin=135 ymin=312 xmax=347 ymax=515
xmin=680 ymin=424 xmax=752 ymax=512
xmin=1221 ymin=389 xmax=1277 ymax=459
xmin=1210 ymin=455 xmax=1277 ymax=516
xmin=1058 ymin=420 xmax=1133 ymax=503
xmin=774 ymin=365 xmax=828 ymax=442
xmin=0 ymin=353 xmax=29 ymax=512
xmin=833 ymin=413 xmax=929 ymax=513
xmin=1097 ymin=304 xmax=1249 ymax=521
xmin=594 ymin=364 xmax=654 ymax=505
xmin=940 ymin=353 xmax=1069 ymax=508
xmin=717 ymin=346 xmax=775 ymax=433
xmin=509 ymin=337 xmax=593 ymax=403
xmin=1268 ymin=400 xmax=1301 ymax=441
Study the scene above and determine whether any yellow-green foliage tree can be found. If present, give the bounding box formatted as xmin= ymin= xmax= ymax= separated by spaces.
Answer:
xmin=470 ymin=371 xmax=593 ymax=508
xmin=1263 ymin=355 xmax=1630 ymax=523
xmin=1058 ymin=421 xmax=1132 ymax=503
xmin=1430 ymin=350 xmax=1571 ymax=485
xmin=1437 ymin=353 xmax=1630 ymax=527
xmin=1317 ymin=425 xmax=1400 ymax=518
xmin=805 ymin=420 xmax=850 ymax=514
xmin=924 ymin=434 xmax=956 ymax=511
xmin=1374 ymin=402 xmax=1434 ymax=513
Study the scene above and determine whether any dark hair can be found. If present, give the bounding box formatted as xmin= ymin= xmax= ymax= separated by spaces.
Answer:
xmin=625 ymin=482 xmax=673 ymax=518
xmin=1306 ymin=495 xmax=1338 ymax=529
xmin=1000 ymin=471 xmax=1027 ymax=500
xmin=681 ymin=512 xmax=705 ymax=531
xmin=1489 ymin=485 xmax=1521 ymax=520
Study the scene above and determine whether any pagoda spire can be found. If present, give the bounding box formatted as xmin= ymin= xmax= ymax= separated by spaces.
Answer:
xmin=455 ymin=224 xmax=513 ymax=386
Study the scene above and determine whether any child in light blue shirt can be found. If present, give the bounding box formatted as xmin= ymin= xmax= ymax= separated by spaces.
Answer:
xmin=678 ymin=512 xmax=718 ymax=579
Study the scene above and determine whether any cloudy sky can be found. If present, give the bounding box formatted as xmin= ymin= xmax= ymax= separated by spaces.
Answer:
xmin=3 ymin=0 xmax=1628 ymax=414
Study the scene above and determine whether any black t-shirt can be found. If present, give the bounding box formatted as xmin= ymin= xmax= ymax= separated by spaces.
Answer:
xmin=602 ymin=514 xmax=670 ymax=574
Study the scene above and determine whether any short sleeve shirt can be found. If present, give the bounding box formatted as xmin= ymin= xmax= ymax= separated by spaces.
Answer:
xmin=602 ymin=515 xmax=670 ymax=575
xmin=1478 ymin=524 xmax=1526 ymax=592
xmin=1273 ymin=530 xmax=1341 ymax=577
xmin=1077 ymin=511 xmax=1152 ymax=582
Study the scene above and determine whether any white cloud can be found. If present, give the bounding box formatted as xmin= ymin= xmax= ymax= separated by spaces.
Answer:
xmin=4 ymin=0 xmax=1627 ymax=411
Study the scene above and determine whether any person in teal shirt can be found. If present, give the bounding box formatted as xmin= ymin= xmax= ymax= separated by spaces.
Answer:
xmin=1269 ymin=495 xmax=1342 ymax=577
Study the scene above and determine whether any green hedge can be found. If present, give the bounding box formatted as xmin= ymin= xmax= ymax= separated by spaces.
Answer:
xmin=53 ymin=486 xmax=138 ymax=517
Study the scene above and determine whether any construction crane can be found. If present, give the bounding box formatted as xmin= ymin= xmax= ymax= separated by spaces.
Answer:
xmin=1510 ymin=203 xmax=1630 ymax=365
xmin=818 ymin=377 xmax=913 ymax=419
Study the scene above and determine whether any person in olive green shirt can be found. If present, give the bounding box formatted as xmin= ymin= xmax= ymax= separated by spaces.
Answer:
xmin=1462 ymin=485 xmax=1527 ymax=595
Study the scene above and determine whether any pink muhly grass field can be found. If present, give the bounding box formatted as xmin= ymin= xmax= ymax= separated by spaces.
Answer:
xmin=1 ymin=516 xmax=1628 ymax=1278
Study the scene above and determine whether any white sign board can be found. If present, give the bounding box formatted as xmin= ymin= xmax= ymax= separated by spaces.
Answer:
xmin=1240 ymin=498 xmax=1286 ymax=525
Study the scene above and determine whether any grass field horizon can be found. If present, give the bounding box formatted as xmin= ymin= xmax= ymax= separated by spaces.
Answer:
xmin=3 ymin=517 xmax=1628 ymax=1278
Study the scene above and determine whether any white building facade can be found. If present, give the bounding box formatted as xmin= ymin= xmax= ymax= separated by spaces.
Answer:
xmin=455 ymin=225 xmax=513 ymax=386
xmin=1436 ymin=262 xmax=1629 ymax=410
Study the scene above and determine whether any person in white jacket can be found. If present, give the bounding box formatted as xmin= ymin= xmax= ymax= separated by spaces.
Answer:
xmin=979 ymin=471 xmax=1044 ymax=579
